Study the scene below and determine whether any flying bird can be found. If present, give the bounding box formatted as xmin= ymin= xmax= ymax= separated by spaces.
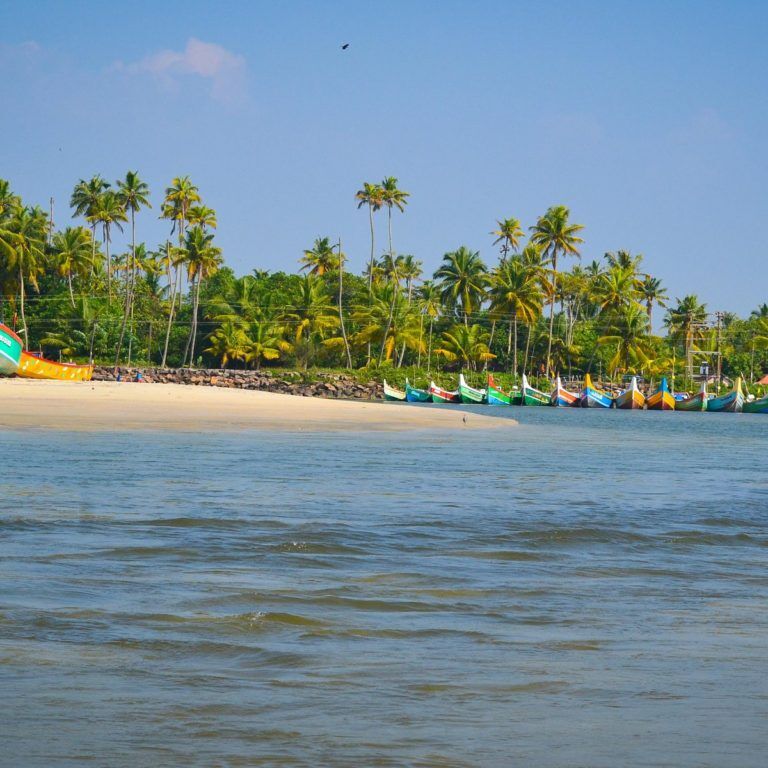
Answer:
xmin=341 ymin=43 xmax=349 ymax=50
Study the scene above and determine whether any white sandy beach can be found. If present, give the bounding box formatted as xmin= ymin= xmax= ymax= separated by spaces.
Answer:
xmin=0 ymin=379 xmax=514 ymax=432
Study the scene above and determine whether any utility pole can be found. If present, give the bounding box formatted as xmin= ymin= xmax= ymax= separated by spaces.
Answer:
xmin=715 ymin=311 xmax=724 ymax=392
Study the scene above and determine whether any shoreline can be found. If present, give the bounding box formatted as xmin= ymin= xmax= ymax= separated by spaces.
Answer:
xmin=0 ymin=379 xmax=515 ymax=432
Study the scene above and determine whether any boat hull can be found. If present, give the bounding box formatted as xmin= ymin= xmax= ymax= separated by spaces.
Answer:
xmin=428 ymin=383 xmax=460 ymax=403
xmin=17 ymin=352 xmax=93 ymax=381
xmin=579 ymin=389 xmax=613 ymax=408
xmin=0 ymin=323 xmax=23 ymax=376
xmin=675 ymin=392 xmax=707 ymax=412
xmin=487 ymin=385 xmax=511 ymax=405
xmin=405 ymin=382 xmax=431 ymax=402
xmin=458 ymin=375 xmax=486 ymax=404
xmin=744 ymin=395 xmax=768 ymax=414
xmin=706 ymin=392 xmax=743 ymax=413
xmin=383 ymin=380 xmax=406 ymax=401
xmin=647 ymin=378 xmax=675 ymax=411
xmin=521 ymin=374 xmax=550 ymax=406
xmin=615 ymin=389 xmax=644 ymax=409
xmin=550 ymin=379 xmax=579 ymax=407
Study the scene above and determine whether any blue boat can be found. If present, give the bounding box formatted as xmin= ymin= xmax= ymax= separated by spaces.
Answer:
xmin=706 ymin=377 xmax=744 ymax=413
xmin=579 ymin=374 xmax=613 ymax=408
xmin=405 ymin=378 xmax=431 ymax=403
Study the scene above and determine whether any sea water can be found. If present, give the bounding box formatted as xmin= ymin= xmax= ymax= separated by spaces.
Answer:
xmin=1 ymin=408 xmax=767 ymax=766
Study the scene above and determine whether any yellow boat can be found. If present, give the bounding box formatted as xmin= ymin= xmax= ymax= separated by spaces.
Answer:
xmin=646 ymin=377 xmax=675 ymax=410
xmin=17 ymin=352 xmax=93 ymax=381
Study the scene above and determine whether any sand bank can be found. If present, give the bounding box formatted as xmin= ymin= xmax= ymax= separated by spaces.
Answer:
xmin=0 ymin=379 xmax=515 ymax=432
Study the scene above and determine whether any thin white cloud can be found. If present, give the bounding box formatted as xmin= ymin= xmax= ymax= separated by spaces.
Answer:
xmin=113 ymin=38 xmax=247 ymax=103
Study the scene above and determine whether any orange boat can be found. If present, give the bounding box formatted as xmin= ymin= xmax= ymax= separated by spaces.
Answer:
xmin=17 ymin=352 xmax=93 ymax=381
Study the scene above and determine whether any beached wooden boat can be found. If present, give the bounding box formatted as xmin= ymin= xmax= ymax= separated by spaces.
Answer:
xmin=614 ymin=376 xmax=645 ymax=410
xmin=579 ymin=374 xmax=613 ymax=408
xmin=744 ymin=393 xmax=768 ymax=414
xmin=0 ymin=323 xmax=23 ymax=376
xmin=647 ymin=377 xmax=675 ymax=410
xmin=17 ymin=351 xmax=94 ymax=381
xmin=383 ymin=379 xmax=406 ymax=401
xmin=521 ymin=373 xmax=550 ymax=406
xmin=428 ymin=380 xmax=460 ymax=403
xmin=675 ymin=382 xmax=708 ymax=412
xmin=405 ymin=378 xmax=431 ymax=402
xmin=458 ymin=373 xmax=486 ymax=404
xmin=487 ymin=375 xmax=511 ymax=405
xmin=706 ymin=377 xmax=744 ymax=413
xmin=550 ymin=376 xmax=579 ymax=407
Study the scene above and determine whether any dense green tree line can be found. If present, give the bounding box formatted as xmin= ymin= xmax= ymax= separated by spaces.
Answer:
xmin=1 ymin=174 xmax=767 ymax=387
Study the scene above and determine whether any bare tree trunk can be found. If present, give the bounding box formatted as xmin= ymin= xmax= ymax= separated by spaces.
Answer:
xmin=161 ymin=242 xmax=177 ymax=368
xmin=18 ymin=266 xmax=27 ymax=346
xmin=337 ymin=239 xmax=352 ymax=369
xmin=545 ymin=252 xmax=558 ymax=378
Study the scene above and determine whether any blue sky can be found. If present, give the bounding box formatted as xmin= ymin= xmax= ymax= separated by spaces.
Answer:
xmin=1 ymin=0 xmax=766 ymax=315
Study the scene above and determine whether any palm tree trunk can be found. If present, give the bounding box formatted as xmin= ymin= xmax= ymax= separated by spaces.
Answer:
xmin=114 ymin=209 xmax=136 ymax=368
xmin=337 ymin=240 xmax=352 ymax=369
xmin=18 ymin=266 xmax=27 ymax=346
xmin=523 ymin=321 xmax=533 ymax=376
xmin=417 ymin=313 xmax=424 ymax=368
xmin=367 ymin=204 xmax=375 ymax=291
xmin=378 ymin=287 xmax=397 ymax=365
xmin=68 ymin=271 xmax=75 ymax=308
xmin=485 ymin=320 xmax=496 ymax=372
xmin=105 ymin=227 xmax=111 ymax=300
xmin=545 ymin=251 xmax=558 ymax=378
xmin=161 ymin=243 xmax=177 ymax=368
xmin=427 ymin=317 xmax=434 ymax=374
xmin=513 ymin=319 xmax=519 ymax=378
xmin=189 ymin=272 xmax=203 ymax=366
xmin=387 ymin=205 xmax=393 ymax=257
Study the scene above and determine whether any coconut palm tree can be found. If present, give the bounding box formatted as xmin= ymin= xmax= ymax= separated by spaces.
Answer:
xmin=639 ymin=275 xmax=668 ymax=331
xmin=598 ymin=304 xmax=653 ymax=376
xmin=187 ymin=205 xmax=217 ymax=231
xmin=489 ymin=257 xmax=544 ymax=376
xmin=665 ymin=295 xmax=708 ymax=378
xmin=491 ymin=217 xmax=524 ymax=259
xmin=300 ymin=237 xmax=339 ymax=276
xmin=355 ymin=182 xmax=383 ymax=290
xmin=592 ymin=264 xmax=640 ymax=317
xmin=379 ymin=176 xmax=410 ymax=256
xmin=417 ymin=280 xmax=442 ymax=371
xmin=114 ymin=171 xmax=151 ymax=365
xmin=6 ymin=206 xmax=47 ymax=344
xmin=205 ymin=320 xmax=249 ymax=367
xmin=92 ymin=190 xmax=127 ymax=299
xmin=435 ymin=324 xmax=496 ymax=371
xmin=51 ymin=226 xmax=94 ymax=307
xmin=434 ymin=246 xmax=489 ymax=326
xmin=283 ymin=275 xmax=339 ymax=368
xmin=244 ymin=321 xmax=288 ymax=369
xmin=182 ymin=226 xmax=223 ymax=366
xmin=70 ymin=175 xmax=110 ymax=270
xmin=529 ymin=205 xmax=584 ymax=377
xmin=160 ymin=176 xmax=201 ymax=366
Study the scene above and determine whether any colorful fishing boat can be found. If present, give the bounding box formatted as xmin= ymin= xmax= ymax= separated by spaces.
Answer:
xmin=0 ymin=323 xmax=23 ymax=376
xmin=405 ymin=378 xmax=431 ymax=402
xmin=614 ymin=376 xmax=645 ymax=410
xmin=383 ymin=379 xmax=406 ymax=401
xmin=550 ymin=376 xmax=579 ymax=407
xmin=17 ymin=351 xmax=94 ymax=381
xmin=428 ymin=381 xmax=460 ymax=403
xmin=521 ymin=373 xmax=550 ymax=406
xmin=646 ymin=377 xmax=675 ymax=411
xmin=744 ymin=392 xmax=768 ymax=414
xmin=706 ymin=377 xmax=744 ymax=413
xmin=458 ymin=373 xmax=486 ymax=404
xmin=487 ymin=375 xmax=511 ymax=405
xmin=579 ymin=374 xmax=613 ymax=408
xmin=675 ymin=382 xmax=708 ymax=412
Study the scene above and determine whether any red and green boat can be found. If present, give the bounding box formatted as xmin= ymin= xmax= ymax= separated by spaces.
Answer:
xmin=458 ymin=373 xmax=486 ymax=404
xmin=675 ymin=382 xmax=708 ymax=412
xmin=487 ymin=375 xmax=511 ymax=405
xmin=428 ymin=380 xmax=460 ymax=403
xmin=0 ymin=323 xmax=23 ymax=376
